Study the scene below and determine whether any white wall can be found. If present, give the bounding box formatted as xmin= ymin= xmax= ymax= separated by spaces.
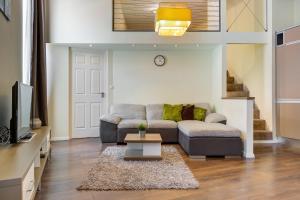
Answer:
xmin=294 ymin=0 xmax=300 ymax=25
xmin=220 ymin=99 xmax=254 ymax=158
xmin=207 ymin=45 xmax=256 ymax=158
xmin=227 ymin=44 xmax=273 ymax=131
xmin=112 ymin=50 xmax=213 ymax=105
xmin=0 ymin=0 xmax=22 ymax=127
xmin=45 ymin=0 xmax=273 ymax=45
xmin=45 ymin=0 xmax=225 ymax=44
xmin=46 ymin=46 xmax=218 ymax=139
xmin=46 ymin=45 xmax=70 ymax=140
xmin=273 ymin=0 xmax=300 ymax=32
xmin=211 ymin=45 xmax=226 ymax=112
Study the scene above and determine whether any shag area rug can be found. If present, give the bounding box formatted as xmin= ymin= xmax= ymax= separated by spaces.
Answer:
xmin=77 ymin=146 xmax=199 ymax=191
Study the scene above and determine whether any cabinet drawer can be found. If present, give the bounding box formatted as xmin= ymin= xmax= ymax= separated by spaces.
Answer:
xmin=22 ymin=163 xmax=34 ymax=200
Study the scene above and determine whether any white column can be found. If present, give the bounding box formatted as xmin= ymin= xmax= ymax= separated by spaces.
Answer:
xmin=220 ymin=99 xmax=255 ymax=159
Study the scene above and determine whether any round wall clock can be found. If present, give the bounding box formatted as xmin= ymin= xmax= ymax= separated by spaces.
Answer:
xmin=154 ymin=55 xmax=166 ymax=66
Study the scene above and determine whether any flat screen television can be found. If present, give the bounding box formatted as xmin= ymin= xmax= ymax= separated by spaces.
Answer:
xmin=10 ymin=81 xmax=33 ymax=143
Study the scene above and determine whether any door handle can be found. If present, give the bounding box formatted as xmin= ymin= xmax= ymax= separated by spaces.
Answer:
xmin=100 ymin=92 xmax=105 ymax=98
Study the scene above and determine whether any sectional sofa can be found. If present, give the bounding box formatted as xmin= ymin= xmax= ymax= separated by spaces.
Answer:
xmin=100 ymin=103 xmax=243 ymax=157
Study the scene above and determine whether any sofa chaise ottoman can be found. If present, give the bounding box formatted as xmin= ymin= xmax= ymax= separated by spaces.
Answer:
xmin=178 ymin=121 xmax=243 ymax=157
xmin=100 ymin=103 xmax=243 ymax=157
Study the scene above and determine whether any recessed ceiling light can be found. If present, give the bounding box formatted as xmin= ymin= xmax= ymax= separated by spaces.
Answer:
xmin=196 ymin=44 xmax=200 ymax=47
xmin=89 ymin=44 xmax=93 ymax=48
xmin=153 ymin=44 xmax=157 ymax=48
xmin=174 ymin=44 xmax=178 ymax=48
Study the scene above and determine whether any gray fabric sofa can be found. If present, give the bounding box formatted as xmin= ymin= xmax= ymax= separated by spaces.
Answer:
xmin=100 ymin=103 xmax=243 ymax=157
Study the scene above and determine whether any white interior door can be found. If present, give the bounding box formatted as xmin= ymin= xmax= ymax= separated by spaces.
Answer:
xmin=72 ymin=50 xmax=106 ymax=138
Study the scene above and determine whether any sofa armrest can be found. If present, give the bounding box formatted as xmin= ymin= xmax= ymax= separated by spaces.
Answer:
xmin=205 ymin=113 xmax=227 ymax=124
xmin=100 ymin=114 xmax=121 ymax=125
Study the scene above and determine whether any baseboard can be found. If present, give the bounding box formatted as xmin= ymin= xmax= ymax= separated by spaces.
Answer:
xmin=282 ymin=137 xmax=300 ymax=147
xmin=72 ymin=133 xmax=99 ymax=138
xmin=254 ymin=137 xmax=285 ymax=144
xmin=51 ymin=136 xmax=70 ymax=141
xmin=276 ymin=137 xmax=286 ymax=143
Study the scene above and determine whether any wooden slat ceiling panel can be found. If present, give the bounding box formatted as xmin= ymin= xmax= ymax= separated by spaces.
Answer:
xmin=113 ymin=0 xmax=220 ymax=31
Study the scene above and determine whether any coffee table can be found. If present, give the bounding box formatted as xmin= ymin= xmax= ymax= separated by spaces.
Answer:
xmin=124 ymin=134 xmax=162 ymax=161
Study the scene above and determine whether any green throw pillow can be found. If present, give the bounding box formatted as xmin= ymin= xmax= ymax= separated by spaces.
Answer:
xmin=194 ymin=107 xmax=207 ymax=121
xmin=163 ymin=104 xmax=183 ymax=122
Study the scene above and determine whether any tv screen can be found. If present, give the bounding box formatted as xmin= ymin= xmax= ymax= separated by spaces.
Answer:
xmin=10 ymin=81 xmax=33 ymax=143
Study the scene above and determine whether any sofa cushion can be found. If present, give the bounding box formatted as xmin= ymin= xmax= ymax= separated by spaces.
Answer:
xmin=100 ymin=114 xmax=121 ymax=124
xmin=118 ymin=119 xmax=148 ymax=129
xmin=178 ymin=121 xmax=241 ymax=137
xmin=162 ymin=104 xmax=183 ymax=122
xmin=147 ymin=120 xmax=178 ymax=129
xmin=205 ymin=113 xmax=227 ymax=124
xmin=146 ymin=104 xmax=163 ymax=120
xmin=111 ymin=104 xmax=146 ymax=120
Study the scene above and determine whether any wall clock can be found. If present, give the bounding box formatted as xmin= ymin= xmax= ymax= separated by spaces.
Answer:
xmin=154 ymin=55 xmax=166 ymax=67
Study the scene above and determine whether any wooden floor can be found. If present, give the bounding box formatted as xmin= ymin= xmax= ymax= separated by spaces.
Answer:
xmin=35 ymin=139 xmax=300 ymax=200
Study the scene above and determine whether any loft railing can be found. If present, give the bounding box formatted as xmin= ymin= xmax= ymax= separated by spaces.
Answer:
xmin=113 ymin=0 xmax=221 ymax=32
xmin=227 ymin=0 xmax=268 ymax=32
xmin=113 ymin=0 xmax=268 ymax=33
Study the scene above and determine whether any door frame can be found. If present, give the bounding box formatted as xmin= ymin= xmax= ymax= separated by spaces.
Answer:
xmin=70 ymin=48 xmax=109 ymax=138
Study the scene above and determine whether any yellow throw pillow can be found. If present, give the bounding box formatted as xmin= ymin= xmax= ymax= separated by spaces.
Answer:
xmin=194 ymin=107 xmax=207 ymax=121
xmin=162 ymin=104 xmax=183 ymax=122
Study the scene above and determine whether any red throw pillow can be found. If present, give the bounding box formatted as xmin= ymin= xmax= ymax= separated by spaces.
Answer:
xmin=181 ymin=105 xmax=195 ymax=120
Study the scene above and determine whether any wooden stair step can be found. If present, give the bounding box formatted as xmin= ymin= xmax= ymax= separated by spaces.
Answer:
xmin=254 ymin=130 xmax=273 ymax=140
xmin=227 ymin=91 xmax=249 ymax=97
xmin=254 ymin=119 xmax=266 ymax=130
xmin=254 ymin=108 xmax=260 ymax=119
xmin=227 ymin=76 xmax=234 ymax=84
xmin=227 ymin=83 xmax=243 ymax=91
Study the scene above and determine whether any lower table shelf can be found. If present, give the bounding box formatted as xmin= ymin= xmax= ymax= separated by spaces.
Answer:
xmin=124 ymin=149 xmax=162 ymax=161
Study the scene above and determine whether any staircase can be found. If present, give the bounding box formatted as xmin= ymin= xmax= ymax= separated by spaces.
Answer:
xmin=227 ymin=71 xmax=273 ymax=141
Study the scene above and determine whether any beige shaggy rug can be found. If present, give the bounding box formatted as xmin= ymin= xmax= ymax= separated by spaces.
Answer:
xmin=77 ymin=146 xmax=199 ymax=191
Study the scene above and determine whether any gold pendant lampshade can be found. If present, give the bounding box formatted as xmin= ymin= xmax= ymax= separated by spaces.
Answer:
xmin=155 ymin=6 xmax=192 ymax=36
